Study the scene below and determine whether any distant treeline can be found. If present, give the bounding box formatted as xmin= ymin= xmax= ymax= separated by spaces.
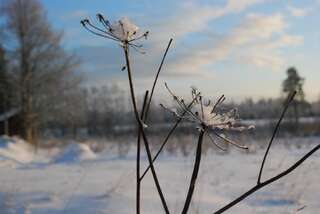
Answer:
xmin=41 ymin=84 xmax=320 ymax=139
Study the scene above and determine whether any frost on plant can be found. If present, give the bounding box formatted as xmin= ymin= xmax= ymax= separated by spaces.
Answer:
xmin=161 ymin=83 xmax=254 ymax=150
xmin=79 ymin=12 xmax=320 ymax=214
xmin=81 ymin=14 xmax=148 ymax=51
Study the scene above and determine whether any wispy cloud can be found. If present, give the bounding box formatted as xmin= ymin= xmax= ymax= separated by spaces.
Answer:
xmin=166 ymin=13 xmax=303 ymax=74
xmin=150 ymin=0 xmax=267 ymax=42
xmin=41 ymin=0 xmax=320 ymax=100
xmin=60 ymin=10 xmax=90 ymax=21
xmin=76 ymin=0 xmax=269 ymax=78
xmin=240 ymin=37 xmax=303 ymax=71
xmin=287 ymin=6 xmax=310 ymax=17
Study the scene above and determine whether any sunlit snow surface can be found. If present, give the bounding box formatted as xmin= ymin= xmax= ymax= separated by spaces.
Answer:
xmin=0 ymin=136 xmax=319 ymax=213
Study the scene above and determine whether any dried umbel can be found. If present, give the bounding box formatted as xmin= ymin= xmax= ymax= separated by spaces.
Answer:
xmin=161 ymin=83 xmax=254 ymax=150
xmin=81 ymin=14 xmax=149 ymax=51
xmin=81 ymin=14 xmax=170 ymax=213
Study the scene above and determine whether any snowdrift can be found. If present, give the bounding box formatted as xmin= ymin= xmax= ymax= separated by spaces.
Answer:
xmin=52 ymin=143 xmax=97 ymax=163
xmin=0 ymin=136 xmax=97 ymax=166
xmin=0 ymin=136 xmax=37 ymax=164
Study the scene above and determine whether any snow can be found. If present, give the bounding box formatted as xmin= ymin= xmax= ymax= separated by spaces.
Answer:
xmin=53 ymin=143 xmax=97 ymax=164
xmin=110 ymin=17 xmax=139 ymax=41
xmin=0 ymin=136 xmax=36 ymax=164
xmin=0 ymin=137 xmax=96 ymax=167
xmin=0 ymin=136 xmax=319 ymax=213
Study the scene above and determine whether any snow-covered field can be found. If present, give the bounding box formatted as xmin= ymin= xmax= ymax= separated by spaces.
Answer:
xmin=0 ymin=136 xmax=319 ymax=214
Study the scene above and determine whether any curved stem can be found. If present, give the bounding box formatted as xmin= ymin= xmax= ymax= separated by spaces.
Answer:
xmin=138 ymin=39 xmax=173 ymax=181
xmin=136 ymin=91 xmax=149 ymax=214
xmin=140 ymin=94 xmax=200 ymax=180
xmin=140 ymin=117 xmax=182 ymax=180
xmin=145 ymin=38 xmax=173 ymax=115
xmin=123 ymin=45 xmax=169 ymax=214
xmin=257 ymin=91 xmax=296 ymax=184
xmin=214 ymin=144 xmax=320 ymax=214
xmin=182 ymin=129 xmax=205 ymax=214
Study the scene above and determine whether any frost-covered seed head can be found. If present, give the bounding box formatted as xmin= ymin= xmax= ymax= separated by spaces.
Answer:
xmin=81 ymin=14 xmax=148 ymax=50
xmin=161 ymin=84 xmax=254 ymax=150
xmin=109 ymin=17 xmax=139 ymax=41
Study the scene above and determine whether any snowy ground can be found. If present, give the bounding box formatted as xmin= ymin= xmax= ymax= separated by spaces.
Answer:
xmin=0 ymin=136 xmax=319 ymax=214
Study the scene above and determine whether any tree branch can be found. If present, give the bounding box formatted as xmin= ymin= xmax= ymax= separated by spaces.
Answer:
xmin=182 ymin=129 xmax=205 ymax=214
xmin=213 ymin=90 xmax=320 ymax=213
xmin=214 ymin=144 xmax=320 ymax=214
xmin=136 ymin=91 xmax=149 ymax=214
xmin=140 ymin=93 xmax=200 ymax=180
xmin=123 ymin=45 xmax=169 ymax=213
xmin=138 ymin=38 xmax=173 ymax=182
xmin=257 ymin=91 xmax=296 ymax=184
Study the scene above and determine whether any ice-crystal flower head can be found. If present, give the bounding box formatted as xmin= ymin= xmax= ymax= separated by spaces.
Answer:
xmin=81 ymin=14 xmax=149 ymax=50
xmin=161 ymin=83 xmax=254 ymax=150
xmin=109 ymin=17 xmax=139 ymax=41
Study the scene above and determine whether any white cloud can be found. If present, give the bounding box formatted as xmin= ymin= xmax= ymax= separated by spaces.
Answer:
xmin=60 ymin=10 xmax=89 ymax=21
xmin=239 ymin=52 xmax=284 ymax=70
xmin=149 ymin=0 xmax=268 ymax=44
xmin=225 ymin=0 xmax=265 ymax=12
xmin=166 ymin=13 xmax=299 ymax=74
xmin=77 ymin=1 xmax=304 ymax=80
xmin=287 ymin=6 xmax=310 ymax=17
xmin=250 ymin=34 xmax=303 ymax=50
xmin=137 ymin=0 xmax=271 ymax=77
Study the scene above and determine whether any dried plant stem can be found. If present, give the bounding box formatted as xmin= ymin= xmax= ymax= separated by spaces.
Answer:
xmin=137 ymin=38 xmax=173 ymax=182
xmin=140 ymin=96 xmax=199 ymax=180
xmin=213 ymin=91 xmax=320 ymax=213
xmin=123 ymin=45 xmax=169 ymax=214
xmin=145 ymin=38 xmax=173 ymax=115
xmin=182 ymin=129 xmax=205 ymax=214
xmin=136 ymin=91 xmax=149 ymax=214
xmin=140 ymin=117 xmax=182 ymax=180
xmin=135 ymin=39 xmax=172 ymax=213
xmin=257 ymin=91 xmax=297 ymax=184
xmin=214 ymin=144 xmax=320 ymax=214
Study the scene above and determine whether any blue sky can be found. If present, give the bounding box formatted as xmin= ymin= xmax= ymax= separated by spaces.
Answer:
xmin=41 ymin=0 xmax=320 ymax=102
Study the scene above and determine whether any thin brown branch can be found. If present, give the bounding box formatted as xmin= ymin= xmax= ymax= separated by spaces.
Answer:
xmin=137 ymin=39 xmax=173 ymax=185
xmin=145 ymin=38 xmax=173 ymax=116
xmin=257 ymin=91 xmax=297 ymax=184
xmin=123 ymin=45 xmax=169 ymax=214
xmin=213 ymin=144 xmax=320 ymax=214
xmin=206 ymin=131 xmax=227 ymax=151
xmin=139 ymin=116 xmax=183 ymax=180
xmin=140 ymin=93 xmax=200 ymax=180
xmin=136 ymin=91 xmax=149 ymax=214
xmin=212 ymin=131 xmax=248 ymax=150
xmin=182 ymin=129 xmax=205 ymax=214
xmin=213 ymin=90 xmax=320 ymax=214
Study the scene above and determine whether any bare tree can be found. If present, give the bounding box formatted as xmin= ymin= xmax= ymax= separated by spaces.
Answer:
xmin=51 ymin=87 xmax=87 ymax=138
xmin=1 ymin=0 xmax=81 ymax=144
xmin=0 ymin=44 xmax=11 ymax=135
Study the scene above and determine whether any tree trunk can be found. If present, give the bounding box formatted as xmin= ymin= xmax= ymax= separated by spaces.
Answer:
xmin=72 ymin=123 xmax=77 ymax=139
xmin=26 ymin=125 xmax=34 ymax=145
xmin=293 ymin=102 xmax=299 ymax=132
xmin=4 ymin=119 xmax=9 ymax=136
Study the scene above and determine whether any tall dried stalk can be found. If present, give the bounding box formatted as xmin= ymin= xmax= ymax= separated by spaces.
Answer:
xmin=182 ymin=129 xmax=205 ymax=214
xmin=123 ymin=44 xmax=170 ymax=213
xmin=81 ymin=15 xmax=320 ymax=214
xmin=136 ymin=39 xmax=173 ymax=213
xmin=136 ymin=91 xmax=149 ymax=214
xmin=213 ymin=91 xmax=320 ymax=213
